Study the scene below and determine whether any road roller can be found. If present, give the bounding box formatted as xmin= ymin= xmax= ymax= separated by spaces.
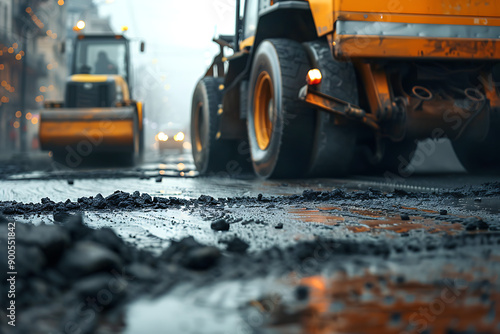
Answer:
xmin=40 ymin=34 xmax=144 ymax=166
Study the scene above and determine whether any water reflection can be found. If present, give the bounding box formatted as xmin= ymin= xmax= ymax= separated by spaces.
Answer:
xmin=290 ymin=207 xmax=464 ymax=235
xmin=260 ymin=269 xmax=500 ymax=334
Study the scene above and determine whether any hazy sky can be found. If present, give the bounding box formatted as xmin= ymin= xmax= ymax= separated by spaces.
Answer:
xmin=97 ymin=0 xmax=237 ymax=130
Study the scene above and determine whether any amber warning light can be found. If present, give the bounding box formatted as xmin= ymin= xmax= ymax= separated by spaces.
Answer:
xmin=306 ymin=69 xmax=322 ymax=85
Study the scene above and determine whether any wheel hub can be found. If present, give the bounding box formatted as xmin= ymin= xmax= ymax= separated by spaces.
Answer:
xmin=254 ymin=71 xmax=274 ymax=150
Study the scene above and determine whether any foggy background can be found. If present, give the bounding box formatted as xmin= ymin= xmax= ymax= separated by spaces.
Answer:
xmin=98 ymin=0 xmax=236 ymax=135
xmin=0 ymin=0 xmax=238 ymax=154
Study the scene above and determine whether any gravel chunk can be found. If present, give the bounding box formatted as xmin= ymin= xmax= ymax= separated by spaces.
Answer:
xmin=211 ymin=219 xmax=230 ymax=231
xmin=58 ymin=241 xmax=122 ymax=278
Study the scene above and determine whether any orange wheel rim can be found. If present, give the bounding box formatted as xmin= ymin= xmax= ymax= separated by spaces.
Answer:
xmin=254 ymin=71 xmax=274 ymax=150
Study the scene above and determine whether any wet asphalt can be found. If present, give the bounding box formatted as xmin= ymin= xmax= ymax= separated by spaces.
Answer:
xmin=0 ymin=148 xmax=499 ymax=334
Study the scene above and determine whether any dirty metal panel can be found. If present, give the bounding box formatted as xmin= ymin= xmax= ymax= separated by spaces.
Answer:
xmin=307 ymin=0 xmax=334 ymax=36
xmin=308 ymin=0 xmax=500 ymax=38
xmin=337 ymin=21 xmax=500 ymax=39
xmin=334 ymin=35 xmax=500 ymax=60
xmin=335 ymin=0 xmax=500 ymax=18
xmin=337 ymin=12 xmax=500 ymax=27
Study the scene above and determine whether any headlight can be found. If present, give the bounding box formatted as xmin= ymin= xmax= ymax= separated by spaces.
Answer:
xmin=174 ymin=132 xmax=185 ymax=142
xmin=156 ymin=132 xmax=169 ymax=142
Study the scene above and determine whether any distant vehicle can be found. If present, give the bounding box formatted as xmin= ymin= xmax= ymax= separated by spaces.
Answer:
xmin=156 ymin=123 xmax=187 ymax=154
xmin=39 ymin=34 xmax=146 ymax=165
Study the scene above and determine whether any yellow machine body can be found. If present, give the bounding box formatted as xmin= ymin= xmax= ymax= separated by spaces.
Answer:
xmin=39 ymin=74 xmax=138 ymax=153
xmin=194 ymin=0 xmax=500 ymax=177
xmin=306 ymin=0 xmax=500 ymax=59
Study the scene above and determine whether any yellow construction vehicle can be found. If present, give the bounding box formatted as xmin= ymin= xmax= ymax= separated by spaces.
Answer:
xmin=40 ymin=34 xmax=144 ymax=166
xmin=192 ymin=0 xmax=500 ymax=178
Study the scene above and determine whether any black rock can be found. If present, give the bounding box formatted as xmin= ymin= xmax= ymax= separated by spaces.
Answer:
xmin=295 ymin=285 xmax=310 ymax=301
xmin=27 ymin=278 xmax=52 ymax=304
xmin=17 ymin=245 xmax=47 ymax=275
xmin=74 ymin=273 xmax=126 ymax=305
xmin=53 ymin=211 xmax=73 ymax=223
xmin=463 ymin=217 xmax=489 ymax=231
xmin=211 ymin=219 xmax=230 ymax=231
xmin=181 ymin=246 xmax=221 ymax=270
xmin=58 ymin=241 xmax=122 ymax=278
xmin=65 ymin=213 xmax=90 ymax=239
xmin=465 ymin=223 xmax=477 ymax=231
xmin=198 ymin=195 xmax=216 ymax=204
xmin=86 ymin=228 xmax=128 ymax=257
xmin=477 ymin=219 xmax=490 ymax=230
xmin=92 ymin=194 xmax=106 ymax=209
xmin=400 ymin=214 xmax=410 ymax=221
xmin=489 ymin=225 xmax=500 ymax=231
xmin=275 ymin=223 xmax=284 ymax=229
xmin=160 ymin=236 xmax=202 ymax=262
xmin=105 ymin=191 xmax=130 ymax=205
xmin=44 ymin=269 xmax=68 ymax=287
xmin=125 ymin=263 xmax=157 ymax=281
xmin=141 ymin=193 xmax=153 ymax=204
xmin=440 ymin=209 xmax=448 ymax=215
xmin=41 ymin=197 xmax=53 ymax=205
xmin=67 ymin=179 xmax=74 ymax=185
xmin=155 ymin=176 xmax=162 ymax=183
xmin=224 ymin=237 xmax=250 ymax=253
xmin=19 ymin=225 xmax=70 ymax=263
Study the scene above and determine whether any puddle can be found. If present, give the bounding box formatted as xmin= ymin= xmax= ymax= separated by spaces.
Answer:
xmin=290 ymin=208 xmax=345 ymax=226
xmin=290 ymin=207 xmax=463 ymax=235
xmin=356 ymin=217 xmax=462 ymax=234
xmin=292 ymin=275 xmax=499 ymax=334
xmin=258 ymin=259 xmax=500 ymax=334
xmin=457 ymin=197 xmax=500 ymax=214
xmin=125 ymin=279 xmax=281 ymax=334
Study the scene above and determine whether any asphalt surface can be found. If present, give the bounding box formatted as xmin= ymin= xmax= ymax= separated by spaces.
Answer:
xmin=0 ymin=147 xmax=499 ymax=334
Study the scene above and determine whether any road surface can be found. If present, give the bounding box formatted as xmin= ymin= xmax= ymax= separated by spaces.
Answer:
xmin=0 ymin=147 xmax=499 ymax=334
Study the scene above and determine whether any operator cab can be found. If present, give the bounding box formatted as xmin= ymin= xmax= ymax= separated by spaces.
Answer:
xmin=72 ymin=35 xmax=130 ymax=85
xmin=66 ymin=35 xmax=131 ymax=108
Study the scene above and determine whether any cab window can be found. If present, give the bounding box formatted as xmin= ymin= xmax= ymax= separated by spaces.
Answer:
xmin=242 ymin=0 xmax=259 ymax=41
xmin=74 ymin=39 xmax=128 ymax=81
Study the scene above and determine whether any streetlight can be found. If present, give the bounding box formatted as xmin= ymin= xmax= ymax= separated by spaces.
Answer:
xmin=74 ymin=20 xmax=86 ymax=31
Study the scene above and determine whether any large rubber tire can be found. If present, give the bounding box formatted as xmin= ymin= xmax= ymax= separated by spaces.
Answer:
xmin=377 ymin=139 xmax=417 ymax=173
xmin=191 ymin=77 xmax=249 ymax=175
xmin=351 ymin=138 xmax=417 ymax=175
xmin=247 ymin=39 xmax=316 ymax=179
xmin=452 ymin=122 xmax=500 ymax=173
xmin=303 ymin=40 xmax=358 ymax=177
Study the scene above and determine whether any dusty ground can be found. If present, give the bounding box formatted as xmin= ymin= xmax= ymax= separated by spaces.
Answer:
xmin=0 ymin=150 xmax=499 ymax=334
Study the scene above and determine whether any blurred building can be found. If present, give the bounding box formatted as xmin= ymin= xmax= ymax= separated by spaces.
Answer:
xmin=0 ymin=0 xmax=17 ymax=153
xmin=0 ymin=0 xmax=113 ymax=155
xmin=67 ymin=0 xmax=113 ymax=34
xmin=0 ymin=0 xmax=64 ymax=154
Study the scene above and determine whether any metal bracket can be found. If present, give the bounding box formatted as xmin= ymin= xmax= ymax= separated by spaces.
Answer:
xmin=298 ymin=85 xmax=380 ymax=131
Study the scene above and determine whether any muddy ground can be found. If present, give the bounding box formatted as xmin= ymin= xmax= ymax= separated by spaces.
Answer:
xmin=0 ymin=151 xmax=499 ymax=334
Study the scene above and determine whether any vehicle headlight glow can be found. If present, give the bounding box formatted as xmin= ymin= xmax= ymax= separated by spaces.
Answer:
xmin=157 ymin=132 xmax=169 ymax=142
xmin=174 ymin=132 xmax=185 ymax=142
